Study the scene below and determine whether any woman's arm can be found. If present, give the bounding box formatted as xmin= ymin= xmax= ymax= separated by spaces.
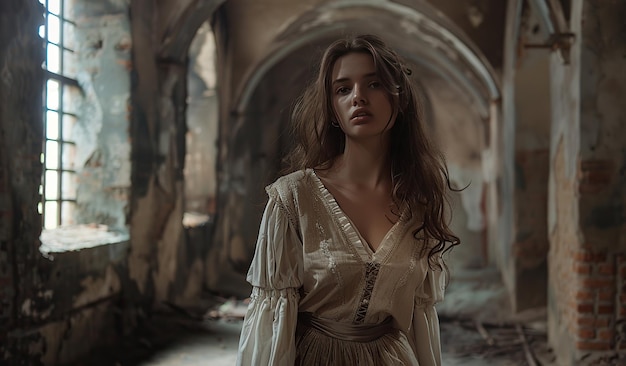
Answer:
xmin=409 ymin=260 xmax=446 ymax=366
xmin=236 ymin=194 xmax=304 ymax=366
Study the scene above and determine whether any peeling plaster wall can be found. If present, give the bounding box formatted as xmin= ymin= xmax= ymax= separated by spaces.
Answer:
xmin=1 ymin=0 xmax=141 ymax=364
xmin=73 ymin=5 xmax=132 ymax=230
xmin=0 ymin=0 xmax=45 ymax=358
xmin=25 ymin=241 xmax=132 ymax=364
xmin=548 ymin=0 xmax=626 ymax=362
xmin=2 ymin=0 xmax=202 ymax=361
xmin=128 ymin=0 xmax=174 ymax=302
xmin=1 ymin=0 xmax=507 ymax=362
xmin=8 ymin=0 xmax=624 ymax=364
xmin=129 ymin=0 xmax=207 ymax=307
xmin=577 ymin=1 xmax=626 ymax=252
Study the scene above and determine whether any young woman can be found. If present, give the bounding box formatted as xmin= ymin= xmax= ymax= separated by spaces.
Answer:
xmin=236 ymin=34 xmax=459 ymax=366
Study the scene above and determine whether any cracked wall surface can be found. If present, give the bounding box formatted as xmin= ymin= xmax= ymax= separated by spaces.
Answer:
xmin=548 ymin=0 xmax=626 ymax=362
xmin=1 ymin=1 xmax=140 ymax=364
xmin=0 ymin=0 xmax=46 ymax=360
xmin=2 ymin=1 xmax=624 ymax=365
xmin=73 ymin=9 xmax=131 ymax=230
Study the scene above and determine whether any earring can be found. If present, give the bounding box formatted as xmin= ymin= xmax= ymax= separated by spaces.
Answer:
xmin=331 ymin=120 xmax=340 ymax=127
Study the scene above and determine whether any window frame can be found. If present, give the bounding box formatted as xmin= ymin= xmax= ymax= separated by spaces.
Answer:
xmin=40 ymin=0 xmax=80 ymax=229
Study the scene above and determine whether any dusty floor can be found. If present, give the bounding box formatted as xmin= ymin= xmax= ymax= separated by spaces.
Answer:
xmin=81 ymin=245 xmax=626 ymax=366
xmin=77 ymin=263 xmax=559 ymax=366
xmin=73 ymin=209 xmax=626 ymax=365
xmin=72 ymin=235 xmax=563 ymax=366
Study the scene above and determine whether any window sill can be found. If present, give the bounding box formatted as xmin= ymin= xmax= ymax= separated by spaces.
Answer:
xmin=39 ymin=224 xmax=129 ymax=255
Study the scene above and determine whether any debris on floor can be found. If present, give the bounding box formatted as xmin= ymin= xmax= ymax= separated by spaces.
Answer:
xmin=205 ymin=298 xmax=249 ymax=320
xmin=439 ymin=315 xmax=556 ymax=365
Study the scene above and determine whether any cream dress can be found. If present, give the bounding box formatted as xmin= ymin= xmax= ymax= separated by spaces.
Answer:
xmin=237 ymin=169 xmax=446 ymax=366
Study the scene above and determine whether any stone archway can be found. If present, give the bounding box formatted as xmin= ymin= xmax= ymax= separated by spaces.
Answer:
xmin=207 ymin=1 xmax=502 ymax=295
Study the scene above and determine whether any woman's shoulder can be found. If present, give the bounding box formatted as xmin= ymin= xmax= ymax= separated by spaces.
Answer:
xmin=267 ymin=169 xmax=315 ymax=191
xmin=265 ymin=169 xmax=315 ymax=201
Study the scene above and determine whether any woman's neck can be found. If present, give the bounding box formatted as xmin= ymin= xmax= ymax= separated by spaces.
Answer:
xmin=332 ymin=138 xmax=391 ymax=189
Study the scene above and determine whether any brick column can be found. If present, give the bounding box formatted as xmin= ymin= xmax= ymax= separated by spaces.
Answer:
xmin=572 ymin=250 xmax=617 ymax=351
xmin=548 ymin=1 xmax=626 ymax=363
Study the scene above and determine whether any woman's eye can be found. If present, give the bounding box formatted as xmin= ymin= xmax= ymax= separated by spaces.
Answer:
xmin=369 ymin=81 xmax=381 ymax=88
xmin=336 ymin=87 xmax=350 ymax=95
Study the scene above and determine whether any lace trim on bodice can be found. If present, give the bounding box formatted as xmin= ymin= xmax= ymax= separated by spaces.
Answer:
xmin=354 ymin=262 xmax=381 ymax=323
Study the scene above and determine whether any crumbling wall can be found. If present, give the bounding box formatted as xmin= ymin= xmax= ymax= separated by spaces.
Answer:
xmin=73 ymin=8 xmax=131 ymax=230
xmin=128 ymin=0 xmax=208 ymax=307
xmin=0 ymin=0 xmax=135 ymax=365
xmin=548 ymin=0 xmax=626 ymax=363
xmin=0 ymin=0 xmax=45 ymax=360
xmin=1 ymin=0 xmax=204 ymax=361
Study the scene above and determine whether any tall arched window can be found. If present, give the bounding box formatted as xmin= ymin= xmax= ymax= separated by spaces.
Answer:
xmin=38 ymin=0 xmax=132 ymax=253
xmin=39 ymin=0 xmax=79 ymax=229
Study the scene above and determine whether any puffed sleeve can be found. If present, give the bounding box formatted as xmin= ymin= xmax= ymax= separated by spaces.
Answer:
xmin=236 ymin=193 xmax=304 ymax=366
xmin=409 ymin=256 xmax=447 ymax=366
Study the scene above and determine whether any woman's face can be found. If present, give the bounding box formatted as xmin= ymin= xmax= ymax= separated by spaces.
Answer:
xmin=330 ymin=52 xmax=395 ymax=141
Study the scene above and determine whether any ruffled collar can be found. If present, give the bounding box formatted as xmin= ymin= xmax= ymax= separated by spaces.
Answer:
xmin=307 ymin=168 xmax=408 ymax=263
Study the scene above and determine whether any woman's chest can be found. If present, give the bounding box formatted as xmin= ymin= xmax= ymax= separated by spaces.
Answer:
xmin=299 ymin=226 xmax=429 ymax=307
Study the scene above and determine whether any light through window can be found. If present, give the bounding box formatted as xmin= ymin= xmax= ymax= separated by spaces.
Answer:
xmin=39 ymin=0 xmax=80 ymax=229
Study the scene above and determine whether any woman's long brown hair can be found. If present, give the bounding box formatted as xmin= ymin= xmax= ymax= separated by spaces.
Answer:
xmin=283 ymin=34 xmax=460 ymax=265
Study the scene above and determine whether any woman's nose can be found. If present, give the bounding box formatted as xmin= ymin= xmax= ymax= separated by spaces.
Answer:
xmin=352 ymin=85 xmax=368 ymax=105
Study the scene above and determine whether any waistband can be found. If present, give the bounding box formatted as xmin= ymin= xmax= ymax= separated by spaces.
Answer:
xmin=298 ymin=312 xmax=395 ymax=343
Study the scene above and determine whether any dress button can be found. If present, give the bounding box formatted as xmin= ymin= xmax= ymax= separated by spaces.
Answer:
xmin=362 ymin=298 xmax=369 ymax=304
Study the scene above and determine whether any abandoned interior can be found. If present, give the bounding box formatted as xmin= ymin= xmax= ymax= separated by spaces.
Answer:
xmin=1 ymin=0 xmax=625 ymax=365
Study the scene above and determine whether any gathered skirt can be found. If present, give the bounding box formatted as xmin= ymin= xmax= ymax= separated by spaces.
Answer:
xmin=295 ymin=313 xmax=419 ymax=366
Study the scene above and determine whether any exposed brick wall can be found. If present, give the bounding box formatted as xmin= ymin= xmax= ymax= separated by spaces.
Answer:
xmin=547 ymin=0 xmax=626 ymax=363
xmin=549 ymin=247 xmax=623 ymax=354
xmin=571 ymin=249 xmax=618 ymax=351
xmin=549 ymin=169 xmax=624 ymax=360
xmin=572 ymin=0 xmax=626 ymax=358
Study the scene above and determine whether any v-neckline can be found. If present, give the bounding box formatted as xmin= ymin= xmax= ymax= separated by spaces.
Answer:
xmin=310 ymin=169 xmax=403 ymax=260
